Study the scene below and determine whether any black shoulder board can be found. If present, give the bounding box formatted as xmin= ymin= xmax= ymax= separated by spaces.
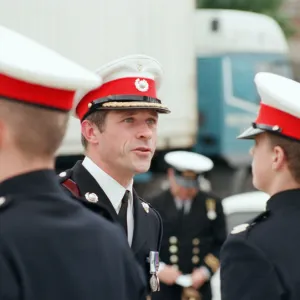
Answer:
xmin=58 ymin=169 xmax=73 ymax=183
xmin=245 ymin=210 xmax=270 ymax=236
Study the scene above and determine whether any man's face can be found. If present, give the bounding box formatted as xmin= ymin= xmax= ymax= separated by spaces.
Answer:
xmin=250 ymin=133 xmax=274 ymax=192
xmin=94 ymin=109 xmax=158 ymax=176
xmin=176 ymin=185 xmax=198 ymax=200
xmin=168 ymin=169 xmax=198 ymax=200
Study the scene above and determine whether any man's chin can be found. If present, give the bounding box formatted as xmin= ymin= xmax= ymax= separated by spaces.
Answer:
xmin=133 ymin=164 xmax=151 ymax=174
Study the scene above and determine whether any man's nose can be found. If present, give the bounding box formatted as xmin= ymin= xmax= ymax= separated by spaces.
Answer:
xmin=136 ymin=124 xmax=153 ymax=140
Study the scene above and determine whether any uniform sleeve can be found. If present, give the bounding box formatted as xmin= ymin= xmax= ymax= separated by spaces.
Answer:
xmin=220 ymin=237 xmax=285 ymax=300
xmin=0 ymin=251 xmax=20 ymax=300
xmin=203 ymin=199 xmax=227 ymax=275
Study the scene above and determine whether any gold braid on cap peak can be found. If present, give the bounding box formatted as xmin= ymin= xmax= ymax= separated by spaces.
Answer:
xmin=102 ymin=101 xmax=169 ymax=109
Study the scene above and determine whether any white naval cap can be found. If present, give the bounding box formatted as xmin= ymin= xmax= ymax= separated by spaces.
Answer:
xmin=164 ymin=151 xmax=214 ymax=188
xmin=73 ymin=54 xmax=171 ymax=121
xmin=238 ymin=72 xmax=300 ymax=140
xmin=0 ymin=25 xmax=101 ymax=111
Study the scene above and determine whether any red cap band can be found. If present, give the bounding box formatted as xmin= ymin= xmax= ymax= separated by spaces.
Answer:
xmin=76 ymin=77 xmax=156 ymax=120
xmin=0 ymin=73 xmax=74 ymax=111
xmin=256 ymin=103 xmax=300 ymax=140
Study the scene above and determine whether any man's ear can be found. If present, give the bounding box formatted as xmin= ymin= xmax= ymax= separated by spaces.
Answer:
xmin=167 ymin=167 xmax=174 ymax=178
xmin=168 ymin=168 xmax=179 ymax=186
xmin=168 ymin=168 xmax=179 ymax=192
xmin=271 ymin=145 xmax=286 ymax=171
xmin=81 ymin=120 xmax=100 ymax=145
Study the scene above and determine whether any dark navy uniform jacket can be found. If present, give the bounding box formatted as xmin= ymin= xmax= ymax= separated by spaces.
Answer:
xmin=149 ymin=189 xmax=227 ymax=300
xmin=58 ymin=161 xmax=163 ymax=294
xmin=0 ymin=170 xmax=146 ymax=300
xmin=221 ymin=188 xmax=300 ymax=300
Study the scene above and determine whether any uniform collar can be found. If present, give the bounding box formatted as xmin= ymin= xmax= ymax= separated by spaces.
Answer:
xmin=82 ymin=156 xmax=133 ymax=211
xmin=0 ymin=169 xmax=60 ymax=196
xmin=266 ymin=188 xmax=300 ymax=211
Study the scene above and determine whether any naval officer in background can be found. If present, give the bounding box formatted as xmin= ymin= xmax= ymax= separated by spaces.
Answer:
xmin=149 ymin=151 xmax=227 ymax=300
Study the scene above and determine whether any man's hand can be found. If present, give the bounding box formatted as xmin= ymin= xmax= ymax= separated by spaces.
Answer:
xmin=158 ymin=265 xmax=182 ymax=285
xmin=191 ymin=268 xmax=209 ymax=289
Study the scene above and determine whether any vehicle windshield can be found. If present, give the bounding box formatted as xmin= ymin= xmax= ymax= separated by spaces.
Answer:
xmin=231 ymin=54 xmax=293 ymax=105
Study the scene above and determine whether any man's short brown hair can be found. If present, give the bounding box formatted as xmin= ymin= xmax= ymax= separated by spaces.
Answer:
xmin=0 ymin=98 xmax=69 ymax=159
xmin=268 ymin=133 xmax=300 ymax=183
xmin=81 ymin=110 xmax=109 ymax=149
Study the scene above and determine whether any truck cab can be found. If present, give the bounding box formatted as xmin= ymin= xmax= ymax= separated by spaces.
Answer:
xmin=194 ymin=9 xmax=294 ymax=197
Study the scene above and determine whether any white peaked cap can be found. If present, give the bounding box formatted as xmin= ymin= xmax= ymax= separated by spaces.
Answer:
xmin=238 ymin=72 xmax=300 ymax=140
xmin=73 ymin=54 xmax=170 ymax=120
xmin=0 ymin=25 xmax=101 ymax=111
xmin=165 ymin=151 xmax=214 ymax=173
xmin=164 ymin=151 xmax=214 ymax=188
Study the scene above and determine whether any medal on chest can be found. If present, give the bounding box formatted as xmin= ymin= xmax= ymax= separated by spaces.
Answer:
xmin=148 ymin=251 xmax=160 ymax=292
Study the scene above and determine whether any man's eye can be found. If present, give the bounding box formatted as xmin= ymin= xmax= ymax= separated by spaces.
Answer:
xmin=147 ymin=118 xmax=157 ymax=125
xmin=124 ymin=118 xmax=134 ymax=123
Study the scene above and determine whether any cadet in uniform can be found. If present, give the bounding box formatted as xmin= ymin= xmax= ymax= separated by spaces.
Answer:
xmin=0 ymin=25 xmax=146 ymax=300
xmin=58 ymin=54 xmax=171 ymax=295
xmin=220 ymin=72 xmax=300 ymax=300
xmin=149 ymin=151 xmax=227 ymax=300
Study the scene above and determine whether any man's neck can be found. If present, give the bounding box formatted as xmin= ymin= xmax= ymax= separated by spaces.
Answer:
xmin=85 ymin=154 xmax=133 ymax=188
xmin=0 ymin=155 xmax=54 ymax=184
xmin=267 ymin=176 xmax=300 ymax=196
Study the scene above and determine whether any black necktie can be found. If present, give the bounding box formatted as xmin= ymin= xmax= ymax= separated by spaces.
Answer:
xmin=178 ymin=203 xmax=185 ymax=222
xmin=118 ymin=190 xmax=130 ymax=236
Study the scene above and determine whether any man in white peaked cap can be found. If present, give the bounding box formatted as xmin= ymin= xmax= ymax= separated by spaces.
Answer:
xmin=58 ymin=54 xmax=170 ymax=296
xmin=220 ymin=73 xmax=300 ymax=300
xmin=0 ymin=26 xmax=146 ymax=300
xmin=149 ymin=150 xmax=227 ymax=300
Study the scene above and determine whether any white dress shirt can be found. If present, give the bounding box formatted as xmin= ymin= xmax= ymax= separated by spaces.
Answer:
xmin=174 ymin=197 xmax=192 ymax=214
xmin=82 ymin=156 xmax=134 ymax=246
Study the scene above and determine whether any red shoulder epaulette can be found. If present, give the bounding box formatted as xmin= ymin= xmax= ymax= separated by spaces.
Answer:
xmin=61 ymin=178 xmax=81 ymax=198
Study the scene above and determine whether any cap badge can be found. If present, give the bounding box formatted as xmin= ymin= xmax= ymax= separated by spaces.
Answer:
xmin=135 ymin=78 xmax=149 ymax=92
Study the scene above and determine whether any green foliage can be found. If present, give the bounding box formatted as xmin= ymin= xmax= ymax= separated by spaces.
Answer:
xmin=196 ymin=0 xmax=296 ymax=38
